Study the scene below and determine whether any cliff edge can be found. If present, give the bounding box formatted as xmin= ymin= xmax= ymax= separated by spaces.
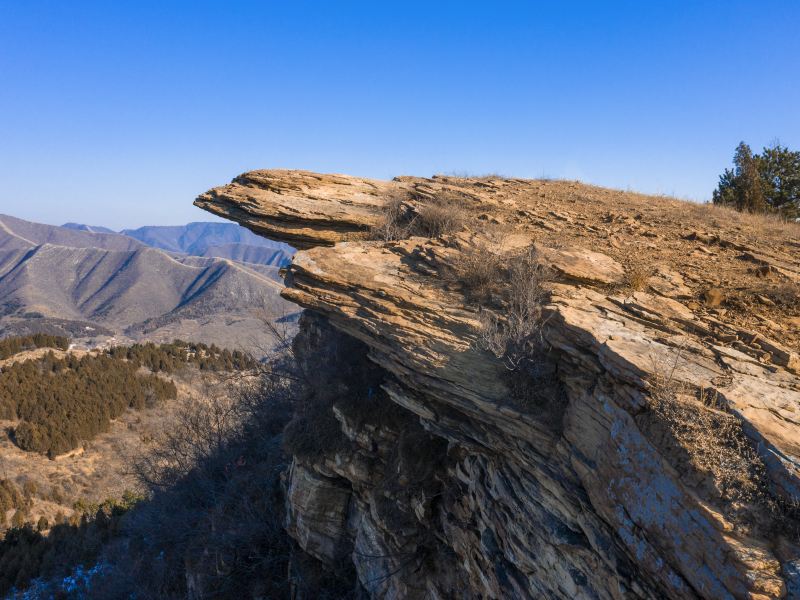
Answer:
xmin=196 ymin=170 xmax=800 ymax=599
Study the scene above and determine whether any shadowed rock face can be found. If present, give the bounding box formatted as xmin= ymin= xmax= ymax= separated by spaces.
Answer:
xmin=198 ymin=169 xmax=800 ymax=599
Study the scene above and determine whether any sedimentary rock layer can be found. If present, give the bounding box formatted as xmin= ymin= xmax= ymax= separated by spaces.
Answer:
xmin=198 ymin=170 xmax=800 ymax=599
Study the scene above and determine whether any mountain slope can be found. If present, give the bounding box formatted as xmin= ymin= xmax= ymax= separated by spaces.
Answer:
xmin=0 ymin=214 xmax=144 ymax=252
xmin=1 ymin=244 xmax=280 ymax=325
xmin=122 ymin=221 xmax=292 ymax=262
xmin=0 ymin=216 xmax=295 ymax=354
xmin=60 ymin=220 xmax=293 ymax=266
xmin=199 ymin=242 xmax=288 ymax=266
xmin=61 ymin=222 xmax=116 ymax=234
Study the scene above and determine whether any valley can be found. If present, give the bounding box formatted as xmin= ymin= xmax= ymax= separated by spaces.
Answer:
xmin=0 ymin=216 xmax=296 ymax=582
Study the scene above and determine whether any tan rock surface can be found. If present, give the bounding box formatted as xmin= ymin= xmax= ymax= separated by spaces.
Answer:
xmin=195 ymin=170 xmax=390 ymax=248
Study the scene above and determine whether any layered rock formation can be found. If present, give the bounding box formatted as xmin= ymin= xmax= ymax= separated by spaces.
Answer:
xmin=197 ymin=170 xmax=800 ymax=599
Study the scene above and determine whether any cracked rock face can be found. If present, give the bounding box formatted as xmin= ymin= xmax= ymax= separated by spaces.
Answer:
xmin=198 ymin=170 xmax=800 ymax=599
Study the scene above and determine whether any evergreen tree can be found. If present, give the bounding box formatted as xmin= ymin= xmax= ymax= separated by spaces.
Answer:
xmin=760 ymin=143 xmax=800 ymax=217
xmin=714 ymin=141 xmax=800 ymax=216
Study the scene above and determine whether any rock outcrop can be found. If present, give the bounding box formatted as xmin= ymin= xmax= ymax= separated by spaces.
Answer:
xmin=195 ymin=170 xmax=389 ymax=249
xmin=197 ymin=170 xmax=800 ymax=599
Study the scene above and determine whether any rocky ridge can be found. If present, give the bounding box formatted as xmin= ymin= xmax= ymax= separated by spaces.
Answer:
xmin=197 ymin=170 xmax=800 ymax=599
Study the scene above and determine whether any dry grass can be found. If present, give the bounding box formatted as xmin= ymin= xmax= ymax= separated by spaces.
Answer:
xmin=623 ymin=262 xmax=653 ymax=292
xmin=0 ymin=368 xmax=236 ymax=533
xmin=437 ymin=171 xmax=511 ymax=181
xmin=638 ymin=350 xmax=775 ymax=531
xmin=369 ymin=191 xmax=412 ymax=242
xmin=446 ymin=243 xmax=504 ymax=302
xmin=727 ymin=281 xmax=800 ymax=315
xmin=370 ymin=189 xmax=472 ymax=241
xmin=685 ymin=201 xmax=800 ymax=244
xmin=764 ymin=282 xmax=800 ymax=309
xmin=412 ymin=196 xmax=469 ymax=238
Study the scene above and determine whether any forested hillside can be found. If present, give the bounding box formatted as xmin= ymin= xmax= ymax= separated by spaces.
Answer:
xmin=0 ymin=336 xmax=268 ymax=596
xmin=0 ymin=353 xmax=177 ymax=457
xmin=0 ymin=338 xmax=257 ymax=457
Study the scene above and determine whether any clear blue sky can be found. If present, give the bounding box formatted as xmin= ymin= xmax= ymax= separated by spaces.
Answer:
xmin=1 ymin=1 xmax=798 ymax=229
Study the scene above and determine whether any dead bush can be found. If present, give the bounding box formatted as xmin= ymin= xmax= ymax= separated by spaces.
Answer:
xmin=638 ymin=350 xmax=778 ymax=532
xmin=764 ymin=282 xmax=800 ymax=309
xmin=439 ymin=171 xmax=509 ymax=180
xmin=444 ymin=243 xmax=504 ymax=303
xmin=370 ymin=188 xmax=472 ymax=241
xmin=646 ymin=382 xmax=769 ymax=504
xmin=440 ymin=223 xmax=514 ymax=302
xmin=369 ymin=192 xmax=412 ymax=242
xmin=728 ymin=281 xmax=800 ymax=314
xmin=459 ymin=247 xmax=564 ymax=418
xmin=111 ymin=370 xmax=297 ymax=599
xmin=477 ymin=248 xmax=551 ymax=370
xmin=623 ymin=262 xmax=653 ymax=291
xmin=130 ymin=379 xmax=258 ymax=489
xmin=412 ymin=199 xmax=468 ymax=238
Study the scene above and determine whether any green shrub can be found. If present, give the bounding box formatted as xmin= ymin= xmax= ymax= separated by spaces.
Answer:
xmin=106 ymin=340 xmax=257 ymax=373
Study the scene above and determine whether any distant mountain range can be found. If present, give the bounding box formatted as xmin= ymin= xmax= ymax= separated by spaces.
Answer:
xmin=2 ymin=215 xmax=143 ymax=253
xmin=61 ymin=220 xmax=293 ymax=267
xmin=61 ymin=223 xmax=116 ymax=234
xmin=0 ymin=215 xmax=297 ymax=355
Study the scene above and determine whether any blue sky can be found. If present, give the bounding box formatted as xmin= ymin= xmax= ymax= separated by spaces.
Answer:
xmin=1 ymin=1 xmax=798 ymax=229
